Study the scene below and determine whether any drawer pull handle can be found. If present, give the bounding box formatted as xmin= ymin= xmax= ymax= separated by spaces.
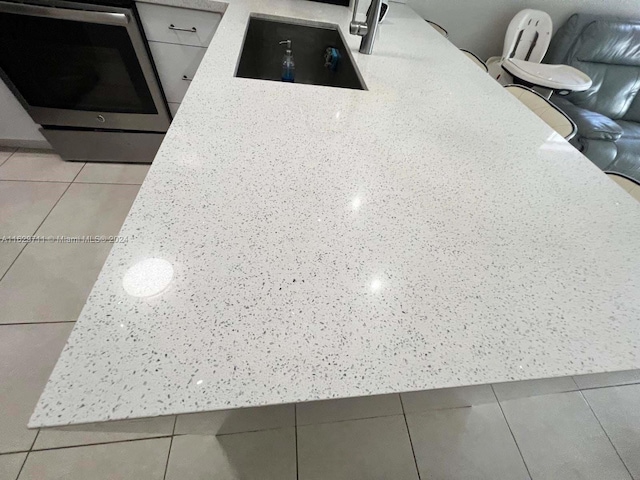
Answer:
xmin=182 ymin=75 xmax=193 ymax=81
xmin=169 ymin=24 xmax=197 ymax=32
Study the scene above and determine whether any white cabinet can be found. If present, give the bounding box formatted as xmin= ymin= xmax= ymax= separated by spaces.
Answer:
xmin=148 ymin=42 xmax=206 ymax=104
xmin=136 ymin=3 xmax=221 ymax=47
xmin=136 ymin=2 xmax=221 ymax=117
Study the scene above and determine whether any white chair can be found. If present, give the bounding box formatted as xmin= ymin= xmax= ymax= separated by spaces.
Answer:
xmin=460 ymin=49 xmax=488 ymax=72
xmin=487 ymin=10 xmax=591 ymax=96
xmin=505 ymin=84 xmax=576 ymax=140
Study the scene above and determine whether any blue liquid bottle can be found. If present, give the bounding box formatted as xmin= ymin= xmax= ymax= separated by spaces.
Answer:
xmin=279 ymin=40 xmax=295 ymax=83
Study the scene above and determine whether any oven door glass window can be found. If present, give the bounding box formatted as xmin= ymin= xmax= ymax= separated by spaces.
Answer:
xmin=0 ymin=11 xmax=157 ymax=114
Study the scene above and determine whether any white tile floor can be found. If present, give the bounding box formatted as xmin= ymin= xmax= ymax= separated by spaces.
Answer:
xmin=0 ymin=148 xmax=639 ymax=480
xmin=609 ymin=174 xmax=640 ymax=202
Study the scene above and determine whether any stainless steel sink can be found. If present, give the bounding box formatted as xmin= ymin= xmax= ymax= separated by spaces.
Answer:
xmin=235 ymin=15 xmax=367 ymax=90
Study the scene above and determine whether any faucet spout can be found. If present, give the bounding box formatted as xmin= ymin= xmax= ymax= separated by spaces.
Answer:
xmin=349 ymin=0 xmax=383 ymax=54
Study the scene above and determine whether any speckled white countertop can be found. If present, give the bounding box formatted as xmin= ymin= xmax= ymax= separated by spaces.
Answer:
xmin=31 ymin=0 xmax=640 ymax=427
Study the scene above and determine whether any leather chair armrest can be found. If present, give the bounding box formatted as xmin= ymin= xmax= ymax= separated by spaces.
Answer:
xmin=552 ymin=97 xmax=623 ymax=141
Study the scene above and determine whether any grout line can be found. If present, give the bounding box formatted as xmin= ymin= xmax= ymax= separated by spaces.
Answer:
xmin=30 ymin=167 xmax=83 ymax=237
xmin=73 ymin=181 xmax=145 ymax=186
xmin=399 ymin=394 xmax=422 ymax=480
xmin=27 ymin=434 xmax=173 ymax=454
xmin=73 ymin=163 xmax=88 ymax=184
xmin=0 ymin=242 xmax=28 ymax=284
xmin=162 ymin=437 xmax=174 ymax=480
xmin=177 ymin=421 xmax=301 ymax=438
xmin=0 ymin=440 xmax=33 ymax=457
xmin=0 ymin=179 xmax=143 ymax=186
xmin=0 ymin=179 xmax=70 ymax=183
xmin=0 ymin=147 xmax=18 ymax=168
xmin=577 ymin=381 xmax=640 ymax=392
xmin=579 ymin=390 xmax=634 ymax=479
xmin=14 ymin=429 xmax=40 ymax=479
xmin=28 ymin=429 xmax=39 ymax=452
xmin=0 ymin=450 xmax=29 ymax=456
xmin=186 ymin=412 xmax=407 ymax=440
xmin=15 ymin=450 xmax=30 ymax=479
xmin=0 ymin=321 xmax=76 ymax=326
xmin=162 ymin=416 xmax=178 ymax=480
xmin=292 ymin=412 xmax=405 ymax=429
xmin=401 ymin=403 xmax=484 ymax=416
xmin=199 ymin=423 xmax=296 ymax=437
xmin=568 ymin=376 xmax=581 ymax=391
xmin=294 ymin=404 xmax=299 ymax=480
xmin=490 ymin=385 xmax=534 ymax=480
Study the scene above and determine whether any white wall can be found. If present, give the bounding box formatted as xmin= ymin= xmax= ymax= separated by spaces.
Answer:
xmin=406 ymin=0 xmax=640 ymax=60
xmin=0 ymin=78 xmax=50 ymax=149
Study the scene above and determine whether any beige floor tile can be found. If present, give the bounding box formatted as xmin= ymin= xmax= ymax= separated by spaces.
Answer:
xmin=0 ymin=452 xmax=27 ymax=480
xmin=174 ymin=404 xmax=294 ymax=435
xmin=19 ymin=437 xmax=170 ymax=480
xmin=0 ymin=181 xmax=68 ymax=235
xmin=0 ymin=244 xmax=24 ymax=278
xmin=166 ymin=428 xmax=296 ymax=480
xmin=406 ymin=403 xmax=530 ymax=480
xmin=583 ymin=384 xmax=640 ymax=478
xmin=500 ymin=391 xmax=631 ymax=480
xmin=401 ymin=384 xmax=496 ymax=413
xmin=609 ymin=174 xmax=635 ymax=193
xmin=33 ymin=416 xmax=175 ymax=450
xmin=574 ymin=370 xmax=640 ymax=390
xmin=0 ymin=149 xmax=83 ymax=182
xmin=0 ymin=323 xmax=73 ymax=453
xmin=297 ymin=394 xmax=402 ymax=426
xmin=627 ymin=183 xmax=640 ymax=202
xmin=297 ymin=415 xmax=419 ymax=480
xmin=36 ymin=183 xmax=139 ymax=237
xmin=608 ymin=174 xmax=640 ymax=202
xmin=0 ymin=146 xmax=17 ymax=165
xmin=75 ymin=163 xmax=150 ymax=184
xmin=493 ymin=376 xmax=578 ymax=401
xmin=0 ymin=242 xmax=112 ymax=324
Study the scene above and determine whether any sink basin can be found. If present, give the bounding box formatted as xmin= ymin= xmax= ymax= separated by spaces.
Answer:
xmin=236 ymin=15 xmax=367 ymax=90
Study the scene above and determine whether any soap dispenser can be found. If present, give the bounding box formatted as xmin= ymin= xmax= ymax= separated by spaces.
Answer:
xmin=279 ymin=39 xmax=295 ymax=83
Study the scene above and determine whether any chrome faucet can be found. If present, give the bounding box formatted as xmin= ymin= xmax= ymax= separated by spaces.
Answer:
xmin=349 ymin=0 xmax=383 ymax=54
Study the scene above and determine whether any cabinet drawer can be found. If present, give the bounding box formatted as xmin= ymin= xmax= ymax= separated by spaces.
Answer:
xmin=149 ymin=41 xmax=206 ymax=104
xmin=137 ymin=2 xmax=221 ymax=47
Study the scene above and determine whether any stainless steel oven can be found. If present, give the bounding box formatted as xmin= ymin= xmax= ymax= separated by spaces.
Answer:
xmin=0 ymin=0 xmax=171 ymax=162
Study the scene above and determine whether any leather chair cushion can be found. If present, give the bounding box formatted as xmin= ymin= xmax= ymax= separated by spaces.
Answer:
xmin=553 ymin=97 xmax=623 ymax=141
xmin=576 ymin=22 xmax=640 ymax=66
xmin=545 ymin=15 xmax=640 ymax=120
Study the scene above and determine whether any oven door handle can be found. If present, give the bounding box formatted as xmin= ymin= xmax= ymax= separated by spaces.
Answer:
xmin=0 ymin=1 xmax=129 ymax=26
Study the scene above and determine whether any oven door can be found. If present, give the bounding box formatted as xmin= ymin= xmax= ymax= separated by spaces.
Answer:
xmin=0 ymin=0 xmax=170 ymax=132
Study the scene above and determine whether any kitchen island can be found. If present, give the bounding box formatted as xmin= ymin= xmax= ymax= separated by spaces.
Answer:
xmin=31 ymin=0 xmax=640 ymax=428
